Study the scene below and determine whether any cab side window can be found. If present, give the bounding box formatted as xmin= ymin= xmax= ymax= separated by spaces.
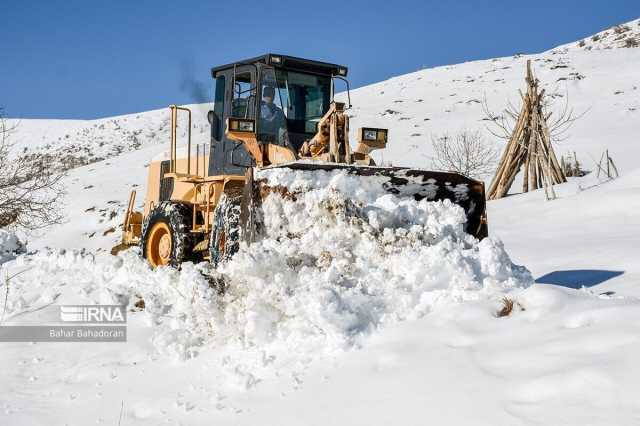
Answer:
xmin=212 ymin=75 xmax=225 ymax=140
xmin=232 ymin=72 xmax=256 ymax=119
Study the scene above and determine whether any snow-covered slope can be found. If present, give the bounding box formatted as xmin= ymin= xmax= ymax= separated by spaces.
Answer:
xmin=6 ymin=104 xmax=211 ymax=171
xmin=553 ymin=18 xmax=640 ymax=52
xmin=8 ymin=22 xmax=639 ymax=255
xmin=343 ymin=47 xmax=640 ymax=175
xmin=2 ymin=17 xmax=640 ymax=426
xmin=8 ymin=20 xmax=640 ymax=177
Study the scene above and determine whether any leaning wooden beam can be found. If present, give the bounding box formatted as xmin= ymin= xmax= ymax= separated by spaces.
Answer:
xmin=522 ymin=143 xmax=530 ymax=193
xmin=546 ymin=156 xmax=557 ymax=200
xmin=488 ymin=60 xmax=568 ymax=200
xmin=488 ymin=96 xmax=531 ymax=199
xmin=540 ymin=118 xmax=567 ymax=183
xmin=529 ymin=108 xmax=540 ymax=191
xmin=495 ymin=150 xmax=524 ymax=198
xmin=488 ymin=103 xmax=528 ymax=197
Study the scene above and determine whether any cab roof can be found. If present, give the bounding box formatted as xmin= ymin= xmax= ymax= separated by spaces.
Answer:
xmin=211 ymin=53 xmax=348 ymax=78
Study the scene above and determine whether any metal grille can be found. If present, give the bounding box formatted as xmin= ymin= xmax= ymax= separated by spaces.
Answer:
xmin=159 ymin=161 xmax=173 ymax=201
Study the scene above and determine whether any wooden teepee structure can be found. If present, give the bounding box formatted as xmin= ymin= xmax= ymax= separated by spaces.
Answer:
xmin=487 ymin=60 xmax=566 ymax=200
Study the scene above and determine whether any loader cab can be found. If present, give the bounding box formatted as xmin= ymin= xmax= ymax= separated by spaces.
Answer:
xmin=207 ymin=54 xmax=348 ymax=176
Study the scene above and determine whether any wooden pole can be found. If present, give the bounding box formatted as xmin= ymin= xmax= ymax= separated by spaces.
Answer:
xmin=529 ymin=107 xmax=539 ymax=190
xmin=607 ymin=151 xmax=619 ymax=178
xmin=548 ymin=154 xmax=557 ymax=200
xmin=488 ymin=59 xmax=567 ymax=200
xmin=488 ymin=100 xmax=529 ymax=198
xmin=522 ymin=146 xmax=530 ymax=193
xmin=597 ymin=152 xmax=605 ymax=178
xmin=540 ymin=119 xmax=566 ymax=183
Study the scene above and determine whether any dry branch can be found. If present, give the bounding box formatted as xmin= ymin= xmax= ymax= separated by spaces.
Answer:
xmin=430 ymin=130 xmax=498 ymax=179
xmin=0 ymin=109 xmax=66 ymax=230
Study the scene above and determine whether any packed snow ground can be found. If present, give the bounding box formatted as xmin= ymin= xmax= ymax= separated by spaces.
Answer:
xmin=2 ymin=17 xmax=640 ymax=426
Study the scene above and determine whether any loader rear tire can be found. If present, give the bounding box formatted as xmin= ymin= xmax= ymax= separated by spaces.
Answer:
xmin=209 ymin=194 xmax=242 ymax=268
xmin=140 ymin=202 xmax=196 ymax=268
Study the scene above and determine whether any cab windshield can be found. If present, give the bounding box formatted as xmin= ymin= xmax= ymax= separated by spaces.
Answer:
xmin=260 ymin=68 xmax=331 ymax=149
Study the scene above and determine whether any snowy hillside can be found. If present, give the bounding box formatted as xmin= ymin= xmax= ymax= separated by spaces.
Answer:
xmin=6 ymin=104 xmax=211 ymax=172
xmin=2 ymin=17 xmax=640 ymax=426
xmin=7 ymin=19 xmax=639 ymax=253
xmin=553 ymin=18 xmax=640 ymax=52
xmin=7 ymin=20 xmax=640 ymax=177
xmin=343 ymin=47 xmax=640 ymax=175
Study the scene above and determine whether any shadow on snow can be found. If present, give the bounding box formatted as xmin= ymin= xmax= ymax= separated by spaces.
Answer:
xmin=535 ymin=269 xmax=624 ymax=289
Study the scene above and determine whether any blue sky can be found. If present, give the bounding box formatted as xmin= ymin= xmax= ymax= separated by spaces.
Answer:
xmin=1 ymin=0 xmax=637 ymax=119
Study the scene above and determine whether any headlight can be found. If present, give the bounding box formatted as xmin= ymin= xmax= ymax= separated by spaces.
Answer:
xmin=360 ymin=127 xmax=388 ymax=144
xmin=228 ymin=118 xmax=255 ymax=133
xmin=363 ymin=129 xmax=378 ymax=141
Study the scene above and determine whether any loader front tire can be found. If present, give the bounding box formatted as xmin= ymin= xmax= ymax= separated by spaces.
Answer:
xmin=140 ymin=202 xmax=196 ymax=268
xmin=209 ymin=194 xmax=242 ymax=268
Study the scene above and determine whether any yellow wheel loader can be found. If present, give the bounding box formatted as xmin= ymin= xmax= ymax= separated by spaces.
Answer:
xmin=112 ymin=54 xmax=488 ymax=267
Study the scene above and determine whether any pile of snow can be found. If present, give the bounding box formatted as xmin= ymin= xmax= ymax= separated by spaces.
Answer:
xmin=7 ymin=250 xmax=217 ymax=357
xmin=0 ymin=230 xmax=25 ymax=264
xmin=6 ymin=169 xmax=531 ymax=371
xmin=218 ymin=168 xmax=531 ymax=356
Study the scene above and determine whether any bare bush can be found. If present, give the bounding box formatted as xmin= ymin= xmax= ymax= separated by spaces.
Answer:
xmin=624 ymin=37 xmax=639 ymax=48
xmin=613 ymin=24 xmax=630 ymax=35
xmin=495 ymin=297 xmax=525 ymax=317
xmin=0 ymin=109 xmax=65 ymax=230
xmin=496 ymin=297 xmax=514 ymax=317
xmin=482 ymin=90 xmax=586 ymax=145
xmin=430 ymin=130 xmax=498 ymax=179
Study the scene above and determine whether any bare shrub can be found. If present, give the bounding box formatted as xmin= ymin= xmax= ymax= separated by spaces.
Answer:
xmin=578 ymin=39 xmax=586 ymax=47
xmin=560 ymin=152 xmax=587 ymax=177
xmin=613 ymin=24 xmax=630 ymax=35
xmin=430 ymin=130 xmax=498 ymax=179
xmin=624 ymin=37 xmax=639 ymax=48
xmin=1 ymin=266 xmax=32 ymax=323
xmin=496 ymin=297 xmax=514 ymax=317
xmin=495 ymin=297 xmax=525 ymax=317
xmin=0 ymin=109 xmax=65 ymax=230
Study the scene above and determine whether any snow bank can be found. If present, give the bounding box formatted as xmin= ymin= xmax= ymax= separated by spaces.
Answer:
xmin=7 ymin=250 xmax=218 ymax=359
xmin=0 ymin=230 xmax=25 ymax=264
xmin=6 ymin=169 xmax=531 ymax=368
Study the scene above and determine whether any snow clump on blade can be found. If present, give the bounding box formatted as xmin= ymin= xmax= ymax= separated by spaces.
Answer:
xmin=218 ymin=168 xmax=532 ymax=355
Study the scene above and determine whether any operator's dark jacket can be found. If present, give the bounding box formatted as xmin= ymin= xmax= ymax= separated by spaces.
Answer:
xmin=260 ymin=101 xmax=286 ymax=142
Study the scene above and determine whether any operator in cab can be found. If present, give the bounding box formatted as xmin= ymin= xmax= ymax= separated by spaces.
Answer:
xmin=259 ymin=85 xmax=288 ymax=145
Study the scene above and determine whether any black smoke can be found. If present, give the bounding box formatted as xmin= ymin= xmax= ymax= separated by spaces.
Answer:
xmin=179 ymin=58 xmax=209 ymax=104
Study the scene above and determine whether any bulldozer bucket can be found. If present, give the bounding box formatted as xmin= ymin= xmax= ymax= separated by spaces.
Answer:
xmin=110 ymin=242 xmax=132 ymax=256
xmin=111 ymin=190 xmax=143 ymax=255
xmin=246 ymin=163 xmax=488 ymax=240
